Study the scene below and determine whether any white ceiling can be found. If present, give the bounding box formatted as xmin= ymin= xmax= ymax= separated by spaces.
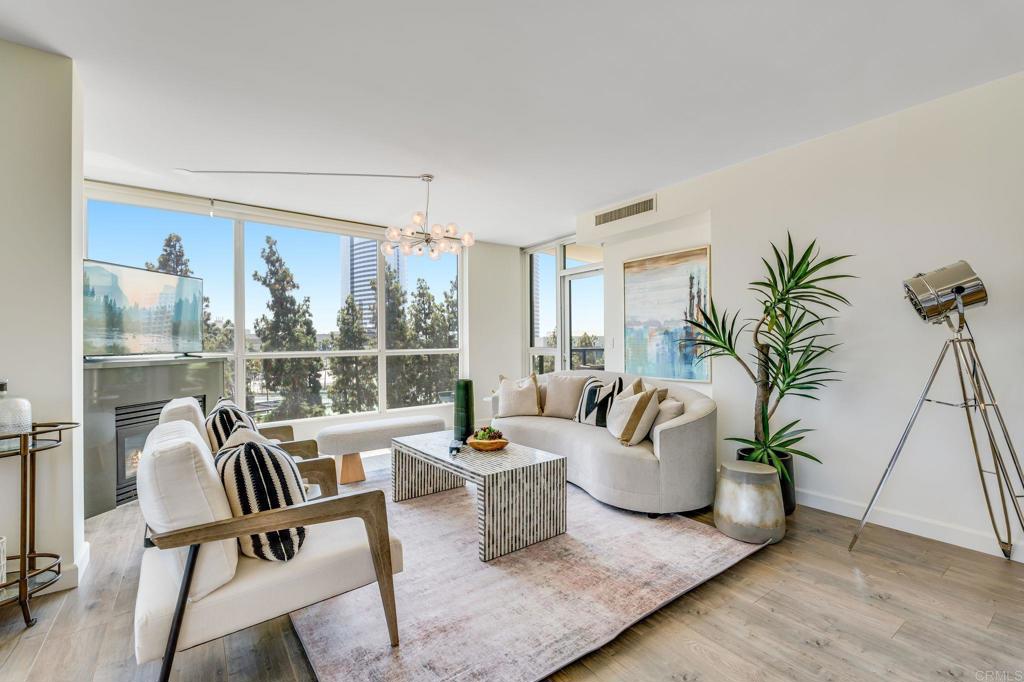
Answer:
xmin=2 ymin=2 xmax=1024 ymax=246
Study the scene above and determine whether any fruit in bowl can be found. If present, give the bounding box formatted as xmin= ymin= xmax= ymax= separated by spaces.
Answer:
xmin=467 ymin=426 xmax=509 ymax=452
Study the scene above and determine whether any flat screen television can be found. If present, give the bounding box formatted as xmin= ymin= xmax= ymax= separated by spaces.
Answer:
xmin=83 ymin=259 xmax=204 ymax=356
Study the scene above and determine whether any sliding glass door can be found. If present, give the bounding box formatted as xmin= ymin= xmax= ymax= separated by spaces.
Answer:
xmin=565 ymin=271 xmax=604 ymax=370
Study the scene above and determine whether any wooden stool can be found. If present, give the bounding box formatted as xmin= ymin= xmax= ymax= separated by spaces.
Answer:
xmin=337 ymin=453 xmax=366 ymax=484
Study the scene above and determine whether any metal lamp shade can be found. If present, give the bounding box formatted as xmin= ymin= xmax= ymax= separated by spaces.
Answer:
xmin=903 ymin=260 xmax=987 ymax=324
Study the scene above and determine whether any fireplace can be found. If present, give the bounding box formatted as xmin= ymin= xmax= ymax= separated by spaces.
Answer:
xmin=114 ymin=396 xmax=206 ymax=506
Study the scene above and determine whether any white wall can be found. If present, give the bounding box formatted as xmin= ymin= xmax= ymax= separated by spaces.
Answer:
xmin=466 ymin=241 xmax=523 ymax=424
xmin=600 ymin=212 xmax=712 ymax=398
xmin=577 ymin=72 xmax=1024 ymax=562
xmin=0 ymin=39 xmax=88 ymax=588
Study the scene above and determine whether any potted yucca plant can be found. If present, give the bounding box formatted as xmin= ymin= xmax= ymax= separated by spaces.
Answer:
xmin=686 ymin=233 xmax=853 ymax=514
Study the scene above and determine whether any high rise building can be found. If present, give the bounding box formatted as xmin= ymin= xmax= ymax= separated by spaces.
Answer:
xmin=340 ymin=237 xmax=400 ymax=332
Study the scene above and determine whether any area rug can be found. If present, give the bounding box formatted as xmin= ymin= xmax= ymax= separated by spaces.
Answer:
xmin=290 ymin=469 xmax=762 ymax=682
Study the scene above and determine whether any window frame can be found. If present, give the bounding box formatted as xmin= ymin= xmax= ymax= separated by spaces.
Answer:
xmin=84 ymin=181 xmax=465 ymax=421
xmin=522 ymin=238 xmax=603 ymax=375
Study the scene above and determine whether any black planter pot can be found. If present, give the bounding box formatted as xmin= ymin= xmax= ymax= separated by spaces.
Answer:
xmin=736 ymin=447 xmax=797 ymax=516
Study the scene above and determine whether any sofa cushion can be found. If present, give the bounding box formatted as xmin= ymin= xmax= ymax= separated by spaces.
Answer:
xmin=574 ymin=376 xmax=623 ymax=427
xmin=653 ymin=398 xmax=685 ymax=427
xmin=215 ymin=441 xmax=307 ymax=561
xmin=138 ymin=421 xmax=238 ymax=601
xmin=159 ymin=397 xmax=211 ymax=449
xmin=205 ymin=398 xmax=258 ymax=452
xmin=496 ymin=374 xmax=542 ymax=417
xmin=606 ymin=388 xmax=661 ymax=445
xmin=543 ymin=373 xmax=591 ymax=419
xmin=134 ymin=517 xmax=404 ymax=664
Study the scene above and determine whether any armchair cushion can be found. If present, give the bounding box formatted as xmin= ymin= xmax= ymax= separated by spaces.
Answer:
xmin=159 ymin=397 xmax=211 ymax=449
xmin=138 ymin=421 xmax=238 ymax=601
xmin=205 ymin=397 xmax=258 ymax=451
xmin=134 ymin=516 xmax=404 ymax=664
xmin=215 ymin=441 xmax=307 ymax=561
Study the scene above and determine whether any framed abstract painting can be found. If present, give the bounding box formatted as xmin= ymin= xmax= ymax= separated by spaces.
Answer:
xmin=623 ymin=246 xmax=710 ymax=382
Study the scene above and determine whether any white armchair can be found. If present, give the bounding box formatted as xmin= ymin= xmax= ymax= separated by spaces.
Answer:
xmin=135 ymin=417 xmax=402 ymax=682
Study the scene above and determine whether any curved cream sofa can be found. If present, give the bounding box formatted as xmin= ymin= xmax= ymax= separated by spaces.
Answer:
xmin=490 ymin=370 xmax=717 ymax=514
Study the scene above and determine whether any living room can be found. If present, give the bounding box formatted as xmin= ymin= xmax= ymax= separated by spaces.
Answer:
xmin=1 ymin=3 xmax=1023 ymax=681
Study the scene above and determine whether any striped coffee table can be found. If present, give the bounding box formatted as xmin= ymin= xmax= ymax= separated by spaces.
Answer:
xmin=392 ymin=430 xmax=567 ymax=561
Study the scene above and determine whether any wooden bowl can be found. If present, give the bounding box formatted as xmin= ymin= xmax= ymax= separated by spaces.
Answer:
xmin=466 ymin=436 xmax=509 ymax=452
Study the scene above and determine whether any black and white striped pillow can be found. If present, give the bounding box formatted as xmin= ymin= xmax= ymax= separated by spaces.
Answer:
xmin=214 ymin=441 xmax=307 ymax=562
xmin=574 ymin=377 xmax=624 ymax=427
xmin=205 ymin=398 xmax=258 ymax=452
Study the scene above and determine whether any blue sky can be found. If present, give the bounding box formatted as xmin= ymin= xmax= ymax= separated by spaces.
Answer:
xmin=86 ymin=200 xmax=458 ymax=334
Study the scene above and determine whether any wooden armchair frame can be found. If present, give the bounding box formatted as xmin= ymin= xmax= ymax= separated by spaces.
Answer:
xmin=148 ymin=489 xmax=398 ymax=682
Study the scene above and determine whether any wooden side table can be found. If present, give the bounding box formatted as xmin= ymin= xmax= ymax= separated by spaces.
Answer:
xmin=0 ymin=422 xmax=79 ymax=627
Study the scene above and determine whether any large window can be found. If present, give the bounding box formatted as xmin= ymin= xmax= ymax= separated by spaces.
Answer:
xmin=525 ymin=240 xmax=603 ymax=374
xmin=86 ymin=200 xmax=235 ymax=352
xmin=85 ymin=191 xmax=462 ymax=422
xmin=528 ymin=247 xmax=557 ymax=374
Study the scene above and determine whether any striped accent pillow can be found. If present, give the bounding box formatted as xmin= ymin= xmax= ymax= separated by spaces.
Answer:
xmin=215 ymin=441 xmax=307 ymax=561
xmin=205 ymin=398 xmax=258 ymax=452
xmin=606 ymin=388 xmax=661 ymax=446
xmin=574 ymin=377 xmax=624 ymax=427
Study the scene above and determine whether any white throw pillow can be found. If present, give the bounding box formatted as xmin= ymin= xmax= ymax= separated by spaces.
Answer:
xmin=137 ymin=421 xmax=238 ymax=601
xmin=496 ymin=374 xmax=542 ymax=417
xmin=653 ymin=398 xmax=685 ymax=427
xmin=606 ymin=388 xmax=661 ymax=446
xmin=543 ymin=374 xmax=591 ymax=419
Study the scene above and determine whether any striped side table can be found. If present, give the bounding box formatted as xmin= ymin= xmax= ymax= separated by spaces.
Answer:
xmin=392 ymin=431 xmax=567 ymax=561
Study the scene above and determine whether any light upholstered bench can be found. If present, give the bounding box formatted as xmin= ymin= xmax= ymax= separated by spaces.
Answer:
xmin=317 ymin=415 xmax=446 ymax=484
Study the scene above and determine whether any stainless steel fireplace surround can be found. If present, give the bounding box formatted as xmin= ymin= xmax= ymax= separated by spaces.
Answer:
xmin=83 ymin=356 xmax=225 ymax=517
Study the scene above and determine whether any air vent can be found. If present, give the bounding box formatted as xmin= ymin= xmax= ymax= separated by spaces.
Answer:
xmin=594 ymin=196 xmax=656 ymax=226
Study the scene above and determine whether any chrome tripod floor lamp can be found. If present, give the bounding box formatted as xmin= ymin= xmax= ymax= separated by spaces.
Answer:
xmin=849 ymin=261 xmax=1024 ymax=558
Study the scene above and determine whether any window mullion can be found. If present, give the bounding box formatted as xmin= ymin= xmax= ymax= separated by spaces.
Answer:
xmin=377 ymin=244 xmax=387 ymax=414
xmin=233 ymin=219 xmax=246 ymax=406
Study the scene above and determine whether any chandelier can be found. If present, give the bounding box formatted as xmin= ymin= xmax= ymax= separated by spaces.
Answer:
xmin=176 ymin=167 xmax=473 ymax=259
xmin=381 ymin=174 xmax=473 ymax=260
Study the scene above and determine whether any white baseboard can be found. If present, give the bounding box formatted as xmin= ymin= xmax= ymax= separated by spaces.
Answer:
xmin=796 ymin=487 xmax=1022 ymax=563
xmin=39 ymin=539 xmax=91 ymax=595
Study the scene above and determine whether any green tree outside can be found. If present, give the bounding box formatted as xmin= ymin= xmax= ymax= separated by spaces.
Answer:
xmin=250 ymin=236 xmax=325 ymax=420
xmin=327 ymin=294 xmax=377 ymax=414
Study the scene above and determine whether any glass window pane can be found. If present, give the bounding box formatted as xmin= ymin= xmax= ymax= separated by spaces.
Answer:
xmin=530 ymin=354 xmax=555 ymax=375
xmin=385 ymin=251 xmax=458 ymax=350
xmin=386 ymin=354 xmax=458 ymax=409
xmin=86 ymin=199 xmax=235 ymax=352
xmin=245 ymin=356 xmax=377 ymax=422
xmin=247 ymin=224 xmax=378 ymax=352
xmin=530 ymin=248 xmax=556 ymax=348
xmin=564 ymin=243 xmax=602 ymax=269
xmin=569 ymin=275 xmax=605 ymax=370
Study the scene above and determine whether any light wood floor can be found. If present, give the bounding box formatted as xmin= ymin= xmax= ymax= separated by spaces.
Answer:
xmin=2 ymin=487 xmax=1022 ymax=681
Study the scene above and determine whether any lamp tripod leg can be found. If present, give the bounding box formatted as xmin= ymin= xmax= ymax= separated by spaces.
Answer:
xmin=968 ymin=340 xmax=1024 ymax=528
xmin=849 ymin=340 xmax=951 ymax=552
xmin=955 ymin=339 xmax=1023 ymax=559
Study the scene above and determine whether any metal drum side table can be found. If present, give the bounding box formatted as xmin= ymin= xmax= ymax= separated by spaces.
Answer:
xmin=0 ymin=422 xmax=79 ymax=627
xmin=714 ymin=460 xmax=786 ymax=545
